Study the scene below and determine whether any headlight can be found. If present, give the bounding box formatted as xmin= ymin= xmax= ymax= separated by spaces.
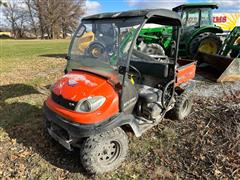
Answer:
xmin=75 ymin=96 xmax=106 ymax=112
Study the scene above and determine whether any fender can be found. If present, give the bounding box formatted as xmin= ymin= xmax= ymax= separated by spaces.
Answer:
xmin=187 ymin=26 xmax=223 ymax=46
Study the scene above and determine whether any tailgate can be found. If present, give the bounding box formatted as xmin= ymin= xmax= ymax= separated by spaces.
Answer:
xmin=176 ymin=59 xmax=197 ymax=86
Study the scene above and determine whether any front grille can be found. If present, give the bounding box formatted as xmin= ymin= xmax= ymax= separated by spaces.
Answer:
xmin=51 ymin=92 xmax=78 ymax=110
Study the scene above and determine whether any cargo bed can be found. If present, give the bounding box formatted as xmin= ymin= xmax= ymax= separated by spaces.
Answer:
xmin=176 ymin=59 xmax=197 ymax=86
xmin=130 ymin=56 xmax=197 ymax=86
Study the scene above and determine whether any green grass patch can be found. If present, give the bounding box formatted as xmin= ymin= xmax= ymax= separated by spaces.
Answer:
xmin=1 ymin=39 xmax=69 ymax=60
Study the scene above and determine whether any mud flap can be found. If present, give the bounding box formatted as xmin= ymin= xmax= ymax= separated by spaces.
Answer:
xmin=217 ymin=57 xmax=240 ymax=82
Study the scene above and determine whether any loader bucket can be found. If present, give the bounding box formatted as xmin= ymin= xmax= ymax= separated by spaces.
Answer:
xmin=217 ymin=57 xmax=240 ymax=82
xmin=197 ymin=52 xmax=240 ymax=82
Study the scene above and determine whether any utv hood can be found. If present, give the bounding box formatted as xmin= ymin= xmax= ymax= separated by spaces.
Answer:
xmin=53 ymin=71 xmax=112 ymax=102
xmin=48 ymin=70 xmax=120 ymax=124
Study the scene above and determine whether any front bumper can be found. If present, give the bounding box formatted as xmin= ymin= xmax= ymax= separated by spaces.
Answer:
xmin=43 ymin=102 xmax=132 ymax=145
xmin=44 ymin=103 xmax=104 ymax=138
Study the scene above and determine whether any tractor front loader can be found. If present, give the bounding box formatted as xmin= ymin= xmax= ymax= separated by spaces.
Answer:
xmin=198 ymin=26 xmax=240 ymax=82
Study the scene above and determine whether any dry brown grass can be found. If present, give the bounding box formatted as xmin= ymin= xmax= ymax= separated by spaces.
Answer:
xmin=0 ymin=40 xmax=239 ymax=179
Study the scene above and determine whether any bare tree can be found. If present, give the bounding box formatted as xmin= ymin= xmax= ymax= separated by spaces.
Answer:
xmin=34 ymin=0 xmax=47 ymax=38
xmin=3 ymin=0 xmax=86 ymax=39
xmin=3 ymin=2 xmax=28 ymax=38
xmin=0 ymin=0 xmax=7 ymax=7
xmin=34 ymin=0 xmax=64 ymax=39
xmin=25 ymin=0 xmax=38 ymax=37
xmin=60 ymin=0 xmax=85 ymax=38
xmin=46 ymin=0 xmax=62 ymax=39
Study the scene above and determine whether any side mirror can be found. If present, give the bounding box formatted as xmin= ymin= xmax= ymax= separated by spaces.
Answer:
xmin=65 ymin=56 xmax=71 ymax=61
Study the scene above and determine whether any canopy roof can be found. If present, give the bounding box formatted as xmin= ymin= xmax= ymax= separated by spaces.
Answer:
xmin=83 ymin=9 xmax=182 ymax=26
xmin=173 ymin=3 xmax=218 ymax=11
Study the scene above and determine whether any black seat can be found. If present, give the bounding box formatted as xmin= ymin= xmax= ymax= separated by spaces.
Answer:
xmin=130 ymin=49 xmax=170 ymax=78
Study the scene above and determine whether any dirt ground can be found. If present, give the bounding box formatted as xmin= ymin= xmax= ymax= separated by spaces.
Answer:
xmin=0 ymin=40 xmax=239 ymax=179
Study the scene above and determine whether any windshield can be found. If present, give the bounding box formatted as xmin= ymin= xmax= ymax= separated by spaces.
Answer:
xmin=182 ymin=9 xmax=200 ymax=27
xmin=68 ymin=17 xmax=143 ymax=77
xmin=200 ymin=8 xmax=213 ymax=26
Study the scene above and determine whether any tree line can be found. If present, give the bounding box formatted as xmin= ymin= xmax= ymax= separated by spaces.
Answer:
xmin=1 ymin=0 xmax=86 ymax=39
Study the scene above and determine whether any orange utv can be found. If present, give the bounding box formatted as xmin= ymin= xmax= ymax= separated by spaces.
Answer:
xmin=44 ymin=9 xmax=197 ymax=174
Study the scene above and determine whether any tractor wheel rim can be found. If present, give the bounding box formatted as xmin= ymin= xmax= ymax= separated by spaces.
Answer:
xmin=198 ymin=40 xmax=218 ymax=54
xmin=97 ymin=141 xmax=121 ymax=165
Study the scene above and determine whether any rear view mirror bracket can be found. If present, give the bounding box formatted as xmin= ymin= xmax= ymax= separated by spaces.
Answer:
xmin=65 ymin=56 xmax=71 ymax=61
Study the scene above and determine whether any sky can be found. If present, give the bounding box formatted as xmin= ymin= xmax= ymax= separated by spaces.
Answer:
xmin=86 ymin=0 xmax=240 ymax=15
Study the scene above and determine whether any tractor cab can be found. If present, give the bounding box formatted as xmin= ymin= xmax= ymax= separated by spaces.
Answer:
xmin=173 ymin=3 xmax=218 ymax=28
xmin=172 ymin=3 xmax=223 ymax=57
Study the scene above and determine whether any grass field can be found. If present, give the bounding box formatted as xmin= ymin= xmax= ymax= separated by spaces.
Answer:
xmin=0 ymin=39 xmax=239 ymax=179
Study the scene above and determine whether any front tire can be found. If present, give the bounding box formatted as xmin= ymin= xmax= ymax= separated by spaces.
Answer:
xmin=189 ymin=32 xmax=221 ymax=58
xmin=170 ymin=92 xmax=193 ymax=120
xmin=80 ymin=127 xmax=128 ymax=174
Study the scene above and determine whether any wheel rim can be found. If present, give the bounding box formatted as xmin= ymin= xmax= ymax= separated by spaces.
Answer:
xmin=91 ymin=47 xmax=101 ymax=57
xmin=182 ymin=99 xmax=189 ymax=117
xmin=97 ymin=140 xmax=121 ymax=165
xmin=198 ymin=40 xmax=218 ymax=54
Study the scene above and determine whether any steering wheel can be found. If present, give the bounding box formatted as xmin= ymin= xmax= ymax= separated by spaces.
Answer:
xmin=129 ymin=65 xmax=142 ymax=84
xmin=85 ymin=41 xmax=106 ymax=58
xmin=162 ymin=80 xmax=175 ymax=109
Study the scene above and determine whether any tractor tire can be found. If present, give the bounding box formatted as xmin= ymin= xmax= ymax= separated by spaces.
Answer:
xmin=143 ymin=43 xmax=165 ymax=56
xmin=230 ymin=45 xmax=240 ymax=58
xmin=169 ymin=91 xmax=193 ymax=120
xmin=80 ymin=127 xmax=128 ymax=174
xmin=189 ymin=32 xmax=221 ymax=58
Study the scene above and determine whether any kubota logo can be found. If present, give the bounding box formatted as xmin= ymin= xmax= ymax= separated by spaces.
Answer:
xmin=68 ymin=79 xmax=78 ymax=87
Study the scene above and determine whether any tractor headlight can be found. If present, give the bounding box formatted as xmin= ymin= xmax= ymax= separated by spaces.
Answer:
xmin=75 ymin=96 xmax=106 ymax=112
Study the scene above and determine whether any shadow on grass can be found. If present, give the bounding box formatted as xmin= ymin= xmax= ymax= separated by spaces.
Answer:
xmin=0 ymin=83 xmax=88 ymax=176
xmin=39 ymin=54 xmax=67 ymax=59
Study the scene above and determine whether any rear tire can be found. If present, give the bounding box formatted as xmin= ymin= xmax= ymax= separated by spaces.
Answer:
xmin=189 ymin=32 xmax=221 ymax=58
xmin=169 ymin=92 xmax=193 ymax=120
xmin=80 ymin=127 xmax=128 ymax=174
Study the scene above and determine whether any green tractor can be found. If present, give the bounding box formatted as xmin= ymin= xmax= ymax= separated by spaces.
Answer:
xmin=139 ymin=3 xmax=223 ymax=58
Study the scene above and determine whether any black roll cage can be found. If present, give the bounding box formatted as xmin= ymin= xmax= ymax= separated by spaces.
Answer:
xmin=120 ymin=14 xmax=182 ymax=111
